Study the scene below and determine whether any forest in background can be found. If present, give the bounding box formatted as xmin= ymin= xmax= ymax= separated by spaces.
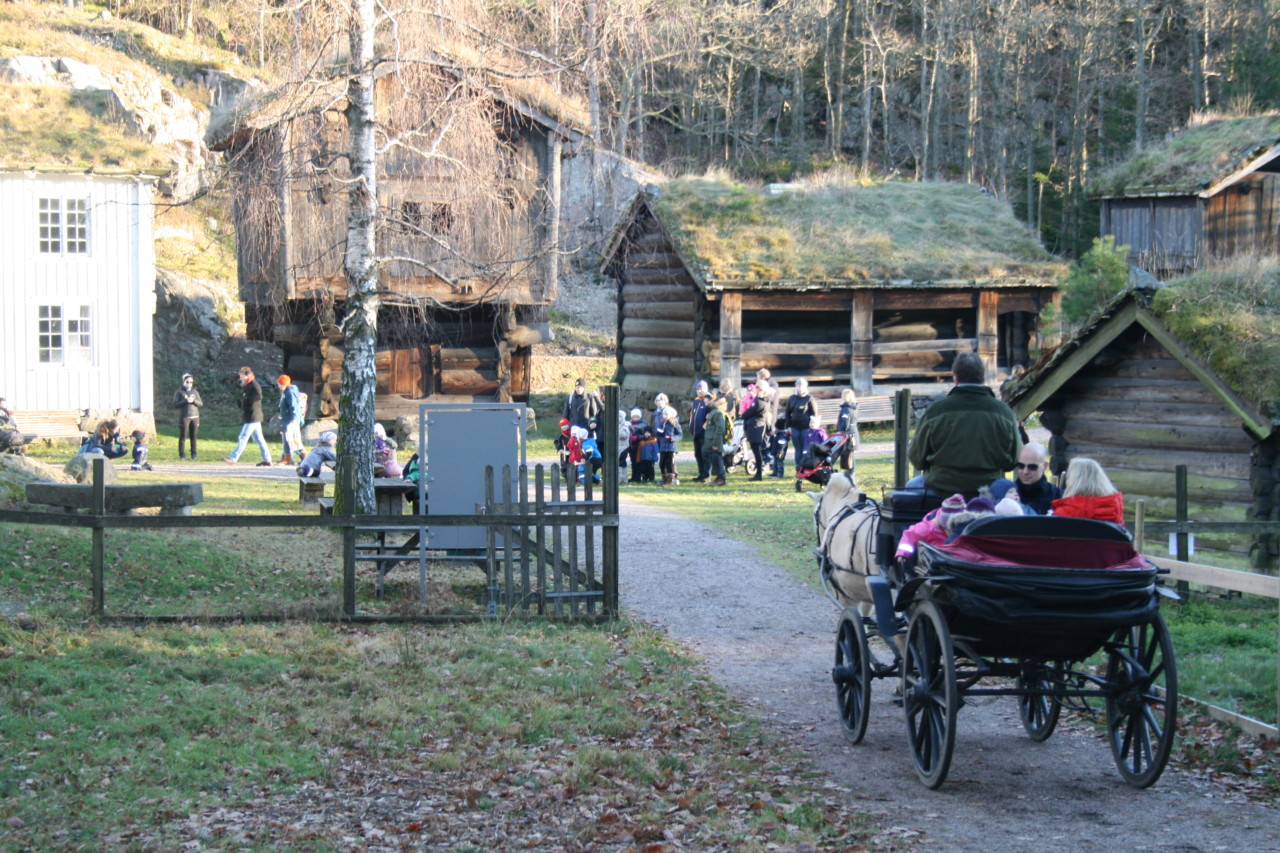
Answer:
xmin=89 ymin=0 xmax=1280 ymax=257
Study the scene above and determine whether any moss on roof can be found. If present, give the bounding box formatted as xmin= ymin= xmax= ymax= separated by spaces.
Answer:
xmin=1092 ymin=112 xmax=1280 ymax=197
xmin=1151 ymin=257 xmax=1280 ymax=418
xmin=648 ymin=173 xmax=1061 ymax=285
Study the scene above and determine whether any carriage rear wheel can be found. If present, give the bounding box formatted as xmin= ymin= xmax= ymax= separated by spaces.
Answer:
xmin=1105 ymin=614 xmax=1177 ymax=788
xmin=833 ymin=608 xmax=873 ymax=745
xmin=743 ymin=455 xmax=758 ymax=477
xmin=1017 ymin=664 xmax=1062 ymax=742
xmin=902 ymin=599 xmax=957 ymax=789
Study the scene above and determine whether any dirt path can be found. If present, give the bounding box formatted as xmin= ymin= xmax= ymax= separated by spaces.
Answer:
xmin=619 ymin=497 xmax=1280 ymax=852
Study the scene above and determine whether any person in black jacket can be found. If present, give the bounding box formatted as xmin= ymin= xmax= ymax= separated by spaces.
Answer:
xmin=223 ymin=366 xmax=273 ymax=466
xmin=783 ymin=378 xmax=817 ymax=477
xmin=562 ymin=379 xmax=600 ymax=430
xmin=171 ymin=374 xmax=203 ymax=461
xmin=741 ymin=382 xmax=773 ymax=481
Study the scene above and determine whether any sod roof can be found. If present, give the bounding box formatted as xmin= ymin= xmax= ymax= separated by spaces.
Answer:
xmin=1091 ymin=112 xmax=1280 ymax=198
xmin=1004 ymin=259 xmax=1280 ymax=433
xmin=644 ymin=175 xmax=1062 ymax=289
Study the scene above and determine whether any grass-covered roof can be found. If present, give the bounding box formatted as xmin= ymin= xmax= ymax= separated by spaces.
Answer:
xmin=1005 ymin=258 xmax=1280 ymax=429
xmin=1151 ymin=257 xmax=1280 ymax=419
xmin=1091 ymin=112 xmax=1280 ymax=198
xmin=646 ymin=173 xmax=1061 ymax=287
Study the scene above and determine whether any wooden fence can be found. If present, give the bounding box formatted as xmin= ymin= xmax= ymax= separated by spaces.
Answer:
xmin=0 ymin=448 xmax=619 ymax=624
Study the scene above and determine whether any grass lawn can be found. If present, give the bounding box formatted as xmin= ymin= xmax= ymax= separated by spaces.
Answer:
xmin=0 ymin=620 xmax=873 ymax=851
xmin=2 ymin=426 xmax=1275 ymax=848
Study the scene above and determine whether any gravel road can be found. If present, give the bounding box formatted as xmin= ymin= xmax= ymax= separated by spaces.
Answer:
xmin=619 ymin=496 xmax=1280 ymax=852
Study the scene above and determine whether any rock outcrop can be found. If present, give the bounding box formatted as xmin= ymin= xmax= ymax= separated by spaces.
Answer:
xmin=2 ymin=54 xmax=215 ymax=198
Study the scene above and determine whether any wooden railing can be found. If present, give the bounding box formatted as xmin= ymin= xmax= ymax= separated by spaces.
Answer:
xmin=0 ymin=455 xmax=619 ymax=623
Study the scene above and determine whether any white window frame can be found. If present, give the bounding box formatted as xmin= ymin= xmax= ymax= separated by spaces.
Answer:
xmin=38 ymin=197 xmax=90 ymax=255
xmin=37 ymin=304 xmax=94 ymax=366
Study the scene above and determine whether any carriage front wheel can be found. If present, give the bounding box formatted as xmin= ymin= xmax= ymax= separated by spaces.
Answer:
xmin=833 ymin=608 xmax=873 ymax=744
xmin=1105 ymin=614 xmax=1177 ymax=788
xmin=902 ymin=599 xmax=958 ymax=789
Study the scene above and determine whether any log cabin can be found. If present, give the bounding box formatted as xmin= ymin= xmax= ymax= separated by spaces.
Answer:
xmin=1003 ymin=286 xmax=1280 ymax=571
xmin=208 ymin=59 xmax=587 ymax=418
xmin=600 ymin=176 xmax=1064 ymax=409
xmin=1094 ymin=113 xmax=1280 ymax=280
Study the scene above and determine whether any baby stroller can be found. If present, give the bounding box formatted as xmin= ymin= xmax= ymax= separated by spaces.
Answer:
xmin=722 ymin=420 xmax=757 ymax=477
xmin=794 ymin=432 xmax=852 ymax=492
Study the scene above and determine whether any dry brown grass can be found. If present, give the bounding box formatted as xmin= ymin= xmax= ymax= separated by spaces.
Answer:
xmin=651 ymin=170 xmax=1061 ymax=284
xmin=1091 ymin=111 xmax=1280 ymax=196
xmin=0 ymin=83 xmax=169 ymax=171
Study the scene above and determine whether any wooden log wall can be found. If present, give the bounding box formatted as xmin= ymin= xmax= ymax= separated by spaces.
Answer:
xmin=616 ymin=224 xmax=697 ymax=403
xmin=1044 ymin=337 xmax=1271 ymax=567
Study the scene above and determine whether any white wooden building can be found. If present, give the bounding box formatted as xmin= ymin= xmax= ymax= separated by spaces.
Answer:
xmin=0 ymin=170 xmax=157 ymax=414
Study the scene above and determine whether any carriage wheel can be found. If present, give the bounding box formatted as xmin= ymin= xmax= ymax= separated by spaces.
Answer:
xmin=743 ymin=455 xmax=758 ymax=477
xmin=1017 ymin=665 xmax=1062 ymax=742
xmin=832 ymin=608 xmax=873 ymax=745
xmin=1105 ymin=614 xmax=1177 ymax=788
xmin=902 ymin=599 xmax=958 ymax=789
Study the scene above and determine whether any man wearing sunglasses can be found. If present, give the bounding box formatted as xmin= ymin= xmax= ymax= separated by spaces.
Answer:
xmin=1011 ymin=442 xmax=1061 ymax=514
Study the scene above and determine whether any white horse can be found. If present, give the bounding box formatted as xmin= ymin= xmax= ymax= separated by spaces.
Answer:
xmin=808 ymin=471 xmax=882 ymax=612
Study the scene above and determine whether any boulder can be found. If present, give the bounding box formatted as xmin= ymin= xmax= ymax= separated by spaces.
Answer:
xmin=154 ymin=269 xmax=237 ymax=366
xmin=0 ymin=455 xmax=72 ymax=506
xmin=63 ymin=454 xmax=120 ymax=486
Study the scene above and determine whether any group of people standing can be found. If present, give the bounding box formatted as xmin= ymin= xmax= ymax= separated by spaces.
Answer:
xmin=594 ymin=368 xmax=860 ymax=488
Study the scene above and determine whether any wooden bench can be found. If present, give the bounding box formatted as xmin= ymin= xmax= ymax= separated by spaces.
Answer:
xmin=812 ymin=394 xmax=894 ymax=428
xmin=14 ymin=409 xmax=86 ymax=442
xmin=298 ymin=477 xmax=327 ymax=509
xmin=26 ymin=482 xmax=204 ymax=516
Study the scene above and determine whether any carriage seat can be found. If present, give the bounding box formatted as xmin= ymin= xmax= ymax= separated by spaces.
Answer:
xmin=874 ymin=489 xmax=947 ymax=572
xmin=961 ymin=514 xmax=1133 ymax=543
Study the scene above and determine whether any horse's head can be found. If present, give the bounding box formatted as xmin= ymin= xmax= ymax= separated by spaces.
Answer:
xmin=811 ymin=470 xmax=858 ymax=534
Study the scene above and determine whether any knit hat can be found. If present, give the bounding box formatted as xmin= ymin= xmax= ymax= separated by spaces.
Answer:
xmin=695 ymin=380 xmax=709 ymax=396
xmin=629 ymin=408 xmax=642 ymax=419
xmin=570 ymin=425 xmax=588 ymax=440
xmin=966 ymin=496 xmax=996 ymax=514
xmin=276 ymin=374 xmax=291 ymax=388
xmin=995 ymin=497 xmax=1024 ymax=516
xmin=989 ymin=479 xmax=1017 ymax=501
xmin=320 ymin=431 xmax=337 ymax=446
xmin=373 ymin=423 xmax=386 ymax=438
xmin=559 ymin=418 xmax=570 ymax=431
xmin=938 ymin=494 xmax=966 ymax=518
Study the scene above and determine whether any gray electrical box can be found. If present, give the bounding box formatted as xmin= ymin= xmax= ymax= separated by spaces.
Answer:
xmin=416 ymin=401 xmax=528 ymax=549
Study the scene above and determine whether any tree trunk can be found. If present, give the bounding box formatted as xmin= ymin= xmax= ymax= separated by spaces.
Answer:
xmin=338 ymin=0 xmax=379 ymax=514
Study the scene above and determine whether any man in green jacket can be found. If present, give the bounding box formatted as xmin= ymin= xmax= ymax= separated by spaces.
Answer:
xmin=908 ymin=353 xmax=1021 ymax=497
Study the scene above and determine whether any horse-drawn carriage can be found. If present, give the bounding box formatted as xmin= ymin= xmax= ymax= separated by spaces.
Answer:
xmin=812 ymin=475 xmax=1177 ymax=789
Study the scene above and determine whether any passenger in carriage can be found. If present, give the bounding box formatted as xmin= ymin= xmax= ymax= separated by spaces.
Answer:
xmin=990 ymin=442 xmax=1062 ymax=514
xmin=1050 ymin=457 xmax=1125 ymax=524
xmin=895 ymin=493 xmax=966 ymax=560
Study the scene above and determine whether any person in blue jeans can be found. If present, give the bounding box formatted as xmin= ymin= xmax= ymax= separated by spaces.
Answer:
xmin=223 ymin=366 xmax=273 ymax=467
xmin=783 ymin=378 xmax=816 ymax=476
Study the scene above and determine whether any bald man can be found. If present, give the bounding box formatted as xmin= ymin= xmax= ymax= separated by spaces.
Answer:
xmin=1011 ymin=442 xmax=1061 ymax=514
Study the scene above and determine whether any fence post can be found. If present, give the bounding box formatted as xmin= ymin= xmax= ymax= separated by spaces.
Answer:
xmin=1133 ymin=499 xmax=1146 ymax=553
xmin=91 ymin=456 xmax=105 ymax=616
xmin=1176 ymin=465 xmax=1189 ymax=596
xmin=893 ymin=388 xmax=911 ymax=489
xmin=340 ymin=457 xmax=357 ymax=618
xmin=602 ymin=384 xmax=619 ymax=617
